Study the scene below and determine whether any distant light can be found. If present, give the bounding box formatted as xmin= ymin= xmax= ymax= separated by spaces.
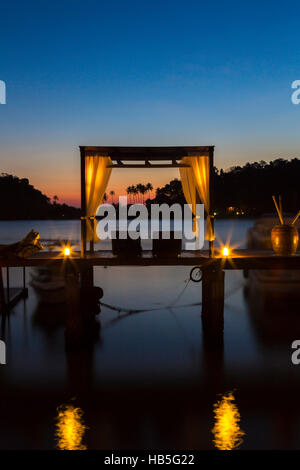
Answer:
xmin=64 ymin=247 xmax=70 ymax=256
xmin=222 ymin=247 xmax=229 ymax=257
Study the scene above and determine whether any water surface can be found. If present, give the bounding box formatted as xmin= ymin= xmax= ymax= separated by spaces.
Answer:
xmin=0 ymin=219 xmax=299 ymax=450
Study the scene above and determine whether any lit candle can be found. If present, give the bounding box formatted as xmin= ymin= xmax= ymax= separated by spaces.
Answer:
xmin=222 ymin=247 xmax=229 ymax=257
xmin=64 ymin=247 xmax=70 ymax=256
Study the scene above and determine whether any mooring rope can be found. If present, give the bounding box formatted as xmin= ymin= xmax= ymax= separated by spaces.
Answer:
xmin=99 ymin=267 xmax=246 ymax=325
xmin=100 ymin=280 xmax=193 ymax=316
xmin=167 ymin=278 xmax=191 ymax=307
xmin=99 ymin=301 xmax=152 ymax=315
xmin=101 ymin=300 xmax=204 ymax=329
xmin=100 ymin=265 xmax=202 ymax=314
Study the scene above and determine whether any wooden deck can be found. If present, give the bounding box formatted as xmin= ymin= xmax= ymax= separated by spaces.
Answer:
xmin=2 ymin=248 xmax=299 ymax=343
xmin=1 ymin=249 xmax=300 ymax=270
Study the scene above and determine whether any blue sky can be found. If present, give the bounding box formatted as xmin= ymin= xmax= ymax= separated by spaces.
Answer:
xmin=0 ymin=0 xmax=300 ymax=205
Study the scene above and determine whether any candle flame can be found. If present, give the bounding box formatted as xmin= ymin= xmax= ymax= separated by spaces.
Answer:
xmin=222 ymin=247 xmax=229 ymax=257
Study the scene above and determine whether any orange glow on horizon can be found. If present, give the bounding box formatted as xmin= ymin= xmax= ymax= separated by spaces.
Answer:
xmin=28 ymin=164 xmax=180 ymax=207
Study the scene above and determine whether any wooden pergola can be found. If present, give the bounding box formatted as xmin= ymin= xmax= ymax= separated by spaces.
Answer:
xmin=80 ymin=146 xmax=215 ymax=257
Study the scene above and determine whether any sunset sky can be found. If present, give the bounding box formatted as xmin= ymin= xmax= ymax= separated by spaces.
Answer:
xmin=1 ymin=1 xmax=300 ymax=206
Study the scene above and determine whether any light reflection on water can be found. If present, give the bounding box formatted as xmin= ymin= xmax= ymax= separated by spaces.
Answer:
xmin=55 ymin=404 xmax=87 ymax=450
xmin=1 ymin=219 xmax=300 ymax=449
xmin=212 ymin=392 xmax=245 ymax=450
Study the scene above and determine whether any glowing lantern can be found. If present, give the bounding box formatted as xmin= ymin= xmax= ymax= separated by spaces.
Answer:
xmin=222 ymin=247 xmax=229 ymax=257
xmin=64 ymin=247 xmax=70 ymax=256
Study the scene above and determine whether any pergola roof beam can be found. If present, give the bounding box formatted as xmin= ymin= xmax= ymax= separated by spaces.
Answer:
xmin=106 ymin=163 xmax=190 ymax=168
xmin=80 ymin=146 xmax=213 ymax=161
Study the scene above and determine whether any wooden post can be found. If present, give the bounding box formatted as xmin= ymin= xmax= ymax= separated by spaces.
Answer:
xmin=80 ymin=265 xmax=94 ymax=291
xmin=64 ymin=261 xmax=100 ymax=348
xmin=64 ymin=260 xmax=83 ymax=346
xmin=0 ymin=268 xmax=5 ymax=314
xmin=80 ymin=265 xmax=100 ymax=325
xmin=23 ymin=267 xmax=26 ymax=290
xmin=80 ymin=147 xmax=87 ymax=258
xmin=6 ymin=267 xmax=10 ymax=304
xmin=90 ymin=219 xmax=94 ymax=253
xmin=201 ymin=264 xmax=225 ymax=392
xmin=209 ymin=146 xmax=215 ymax=258
xmin=201 ymin=265 xmax=224 ymax=344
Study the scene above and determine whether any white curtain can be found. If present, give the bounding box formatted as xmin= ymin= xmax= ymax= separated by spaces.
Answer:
xmin=85 ymin=155 xmax=112 ymax=241
xmin=179 ymin=155 xmax=213 ymax=241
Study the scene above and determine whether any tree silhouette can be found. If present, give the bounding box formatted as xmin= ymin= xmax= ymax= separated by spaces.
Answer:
xmin=132 ymin=186 xmax=138 ymax=203
xmin=139 ymin=184 xmax=147 ymax=203
xmin=0 ymin=174 xmax=80 ymax=219
xmin=126 ymin=186 xmax=132 ymax=204
xmin=109 ymin=190 xmax=115 ymax=204
xmin=146 ymin=182 xmax=153 ymax=200
xmin=2 ymin=157 xmax=299 ymax=220
xmin=150 ymin=158 xmax=300 ymax=216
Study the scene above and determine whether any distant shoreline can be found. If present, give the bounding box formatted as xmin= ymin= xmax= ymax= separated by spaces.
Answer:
xmin=0 ymin=215 xmax=256 ymax=222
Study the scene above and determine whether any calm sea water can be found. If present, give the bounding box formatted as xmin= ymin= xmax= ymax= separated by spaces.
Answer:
xmin=0 ymin=219 xmax=300 ymax=450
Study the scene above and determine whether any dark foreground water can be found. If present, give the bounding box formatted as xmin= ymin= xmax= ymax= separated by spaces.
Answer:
xmin=1 ymin=219 xmax=300 ymax=450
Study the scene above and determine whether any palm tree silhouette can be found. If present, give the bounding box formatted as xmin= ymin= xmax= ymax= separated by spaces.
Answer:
xmin=132 ymin=186 xmax=138 ymax=203
xmin=136 ymin=184 xmax=147 ymax=203
xmin=53 ymin=195 xmax=59 ymax=205
xmin=146 ymin=183 xmax=153 ymax=200
xmin=140 ymin=184 xmax=147 ymax=203
xmin=109 ymin=190 xmax=115 ymax=204
xmin=126 ymin=186 xmax=132 ymax=204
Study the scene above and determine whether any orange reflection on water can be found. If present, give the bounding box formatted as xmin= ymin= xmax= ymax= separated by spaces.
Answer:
xmin=212 ymin=392 xmax=245 ymax=450
xmin=55 ymin=404 xmax=87 ymax=450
